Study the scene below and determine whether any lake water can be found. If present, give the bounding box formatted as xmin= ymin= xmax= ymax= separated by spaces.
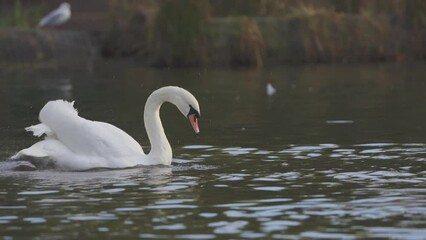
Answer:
xmin=0 ymin=62 xmax=425 ymax=239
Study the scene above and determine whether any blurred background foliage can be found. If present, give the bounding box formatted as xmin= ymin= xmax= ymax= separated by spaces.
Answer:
xmin=0 ymin=0 xmax=425 ymax=67
xmin=104 ymin=0 xmax=426 ymax=67
xmin=0 ymin=0 xmax=44 ymax=28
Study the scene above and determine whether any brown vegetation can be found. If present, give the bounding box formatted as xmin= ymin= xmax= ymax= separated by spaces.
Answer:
xmin=104 ymin=0 xmax=425 ymax=67
xmin=0 ymin=0 xmax=425 ymax=67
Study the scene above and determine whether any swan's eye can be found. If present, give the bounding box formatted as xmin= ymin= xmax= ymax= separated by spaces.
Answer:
xmin=188 ymin=105 xmax=200 ymax=118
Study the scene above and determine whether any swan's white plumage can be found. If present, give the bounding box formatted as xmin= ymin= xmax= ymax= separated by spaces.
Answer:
xmin=25 ymin=123 xmax=53 ymax=137
xmin=13 ymin=86 xmax=200 ymax=171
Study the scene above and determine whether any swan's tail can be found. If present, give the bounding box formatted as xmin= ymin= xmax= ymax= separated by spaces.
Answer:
xmin=25 ymin=123 xmax=54 ymax=137
xmin=9 ymin=140 xmax=59 ymax=170
xmin=11 ymin=140 xmax=51 ymax=159
xmin=11 ymin=124 xmax=55 ymax=158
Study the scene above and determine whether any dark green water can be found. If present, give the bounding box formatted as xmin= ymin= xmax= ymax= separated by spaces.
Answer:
xmin=0 ymin=62 xmax=426 ymax=239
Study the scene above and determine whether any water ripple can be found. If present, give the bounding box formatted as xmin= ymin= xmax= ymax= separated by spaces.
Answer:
xmin=18 ymin=190 xmax=59 ymax=195
xmin=1 ymin=143 xmax=425 ymax=239
xmin=209 ymin=220 xmax=248 ymax=234
xmin=367 ymin=227 xmax=426 ymax=240
xmin=68 ymin=212 xmax=117 ymax=221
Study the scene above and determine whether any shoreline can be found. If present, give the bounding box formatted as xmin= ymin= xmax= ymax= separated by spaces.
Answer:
xmin=0 ymin=15 xmax=425 ymax=69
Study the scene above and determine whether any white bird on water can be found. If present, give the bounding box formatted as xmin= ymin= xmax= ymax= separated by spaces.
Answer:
xmin=38 ymin=2 xmax=71 ymax=27
xmin=266 ymin=83 xmax=276 ymax=96
xmin=12 ymin=86 xmax=201 ymax=171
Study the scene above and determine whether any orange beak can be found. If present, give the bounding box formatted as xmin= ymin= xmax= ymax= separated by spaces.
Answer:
xmin=188 ymin=114 xmax=200 ymax=134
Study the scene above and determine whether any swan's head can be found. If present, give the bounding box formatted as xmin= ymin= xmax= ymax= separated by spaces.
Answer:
xmin=187 ymin=104 xmax=201 ymax=134
xmin=151 ymin=86 xmax=201 ymax=134
xmin=172 ymin=88 xmax=201 ymax=134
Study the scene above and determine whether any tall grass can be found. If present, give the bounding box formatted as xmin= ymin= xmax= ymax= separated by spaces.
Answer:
xmin=105 ymin=0 xmax=426 ymax=66
xmin=238 ymin=17 xmax=264 ymax=68
xmin=103 ymin=0 xmax=148 ymax=56
xmin=0 ymin=0 xmax=43 ymax=28
xmin=151 ymin=0 xmax=209 ymax=66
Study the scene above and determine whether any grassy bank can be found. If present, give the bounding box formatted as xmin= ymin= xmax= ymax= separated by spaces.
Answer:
xmin=102 ymin=0 xmax=425 ymax=67
xmin=0 ymin=0 xmax=44 ymax=28
xmin=0 ymin=0 xmax=425 ymax=68
xmin=0 ymin=28 xmax=99 ymax=68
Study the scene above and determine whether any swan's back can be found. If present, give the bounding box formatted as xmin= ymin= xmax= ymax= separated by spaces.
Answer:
xmin=39 ymin=100 xmax=144 ymax=157
xmin=40 ymin=100 xmax=78 ymax=129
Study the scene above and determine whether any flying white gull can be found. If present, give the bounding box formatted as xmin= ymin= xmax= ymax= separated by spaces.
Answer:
xmin=38 ymin=3 xmax=71 ymax=27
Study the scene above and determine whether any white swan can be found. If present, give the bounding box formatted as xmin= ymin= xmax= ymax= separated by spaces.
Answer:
xmin=12 ymin=86 xmax=201 ymax=170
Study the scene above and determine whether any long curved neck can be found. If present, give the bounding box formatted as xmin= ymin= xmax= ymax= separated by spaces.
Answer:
xmin=144 ymin=90 xmax=172 ymax=165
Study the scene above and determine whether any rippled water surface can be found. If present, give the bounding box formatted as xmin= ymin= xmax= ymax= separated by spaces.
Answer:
xmin=0 ymin=62 xmax=426 ymax=239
